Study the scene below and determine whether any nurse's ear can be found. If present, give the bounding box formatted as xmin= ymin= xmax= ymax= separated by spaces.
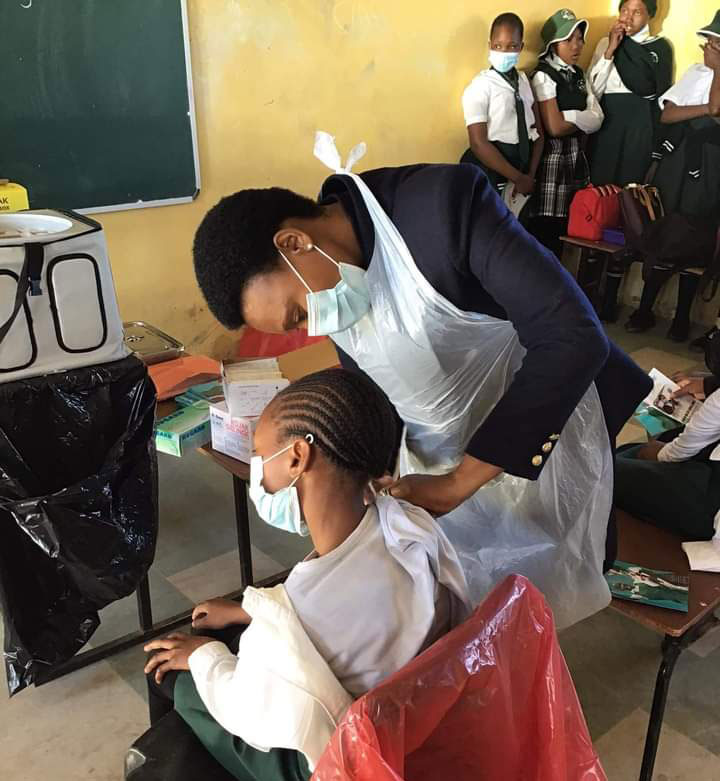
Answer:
xmin=274 ymin=228 xmax=315 ymax=256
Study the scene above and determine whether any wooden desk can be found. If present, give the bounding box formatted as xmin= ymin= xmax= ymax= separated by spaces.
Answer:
xmin=611 ymin=510 xmax=720 ymax=780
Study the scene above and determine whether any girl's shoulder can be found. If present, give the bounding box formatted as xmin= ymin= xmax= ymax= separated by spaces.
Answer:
xmin=645 ymin=36 xmax=673 ymax=57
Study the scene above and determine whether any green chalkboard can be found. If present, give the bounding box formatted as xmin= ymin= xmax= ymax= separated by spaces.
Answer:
xmin=0 ymin=0 xmax=199 ymax=212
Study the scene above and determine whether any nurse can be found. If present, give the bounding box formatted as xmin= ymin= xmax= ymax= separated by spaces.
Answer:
xmin=192 ymin=133 xmax=651 ymax=627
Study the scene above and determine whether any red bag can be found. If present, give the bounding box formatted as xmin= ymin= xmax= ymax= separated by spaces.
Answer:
xmin=568 ymin=185 xmax=622 ymax=242
xmin=312 ymin=575 xmax=606 ymax=781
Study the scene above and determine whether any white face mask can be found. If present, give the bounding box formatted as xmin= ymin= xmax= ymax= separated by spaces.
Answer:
xmin=280 ymin=246 xmax=371 ymax=336
xmin=488 ymin=50 xmax=520 ymax=73
xmin=249 ymin=434 xmax=314 ymax=536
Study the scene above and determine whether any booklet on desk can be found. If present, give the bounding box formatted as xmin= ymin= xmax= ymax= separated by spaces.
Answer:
xmin=633 ymin=368 xmax=701 ymax=437
xmin=606 ymin=560 xmax=690 ymax=613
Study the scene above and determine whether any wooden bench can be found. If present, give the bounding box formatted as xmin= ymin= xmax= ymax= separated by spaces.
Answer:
xmin=612 ymin=509 xmax=720 ymax=780
xmin=559 ymin=236 xmax=626 ymax=307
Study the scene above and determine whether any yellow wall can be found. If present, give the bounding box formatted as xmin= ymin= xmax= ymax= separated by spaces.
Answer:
xmin=649 ymin=0 xmax=716 ymax=76
xmin=100 ymin=0 xmax=613 ymax=357
xmin=99 ymin=1 xmax=720 ymax=352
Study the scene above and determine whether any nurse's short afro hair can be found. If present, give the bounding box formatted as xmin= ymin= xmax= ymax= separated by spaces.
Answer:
xmin=193 ymin=188 xmax=323 ymax=329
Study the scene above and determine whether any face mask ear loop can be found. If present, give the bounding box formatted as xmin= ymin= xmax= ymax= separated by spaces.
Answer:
xmin=279 ymin=249 xmax=314 ymax=293
xmin=312 ymin=245 xmax=342 ymax=269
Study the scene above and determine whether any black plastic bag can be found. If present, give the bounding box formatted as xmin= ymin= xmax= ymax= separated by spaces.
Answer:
xmin=0 ymin=355 xmax=158 ymax=695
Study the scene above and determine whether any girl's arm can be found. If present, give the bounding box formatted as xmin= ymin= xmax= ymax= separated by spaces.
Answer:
xmin=467 ymin=122 xmax=523 ymax=183
xmin=536 ymin=98 xmax=577 ymax=137
xmin=528 ymin=104 xmax=545 ymax=180
xmin=661 ymin=100 xmax=712 ymax=124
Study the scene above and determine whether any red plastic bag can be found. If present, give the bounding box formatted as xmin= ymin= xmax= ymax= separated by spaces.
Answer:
xmin=312 ymin=575 xmax=606 ymax=781
xmin=568 ymin=185 xmax=622 ymax=242
xmin=235 ymin=327 xmax=326 ymax=359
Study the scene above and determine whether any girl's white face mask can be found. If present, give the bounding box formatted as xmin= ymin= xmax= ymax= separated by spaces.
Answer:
xmin=280 ymin=246 xmax=370 ymax=336
xmin=249 ymin=434 xmax=314 ymax=536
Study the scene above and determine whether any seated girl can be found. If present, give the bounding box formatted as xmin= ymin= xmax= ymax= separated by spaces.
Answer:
xmin=144 ymin=368 xmax=472 ymax=781
xmin=529 ymin=9 xmax=604 ymax=257
xmin=615 ymin=332 xmax=720 ymax=540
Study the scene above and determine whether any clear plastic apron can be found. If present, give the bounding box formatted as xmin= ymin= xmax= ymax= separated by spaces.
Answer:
xmin=316 ymin=136 xmax=612 ymax=628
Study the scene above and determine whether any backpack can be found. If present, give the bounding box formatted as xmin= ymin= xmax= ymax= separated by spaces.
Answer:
xmin=568 ymin=185 xmax=622 ymax=242
xmin=619 ymin=184 xmax=664 ymax=252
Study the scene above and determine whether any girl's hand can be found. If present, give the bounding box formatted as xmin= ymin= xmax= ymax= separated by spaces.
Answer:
xmin=606 ymin=22 xmax=626 ymax=58
xmin=143 ymin=633 xmax=215 ymax=683
xmin=704 ymin=40 xmax=720 ymax=73
xmin=671 ymin=378 xmax=706 ymax=401
xmin=192 ymin=598 xmax=247 ymax=631
xmin=512 ymin=174 xmax=535 ymax=197
xmin=636 ymin=440 xmax=665 ymax=462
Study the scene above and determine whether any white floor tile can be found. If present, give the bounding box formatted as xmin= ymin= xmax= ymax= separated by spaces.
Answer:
xmin=595 ymin=708 xmax=720 ymax=781
xmin=167 ymin=546 xmax=284 ymax=604
xmin=0 ymin=660 xmax=146 ymax=781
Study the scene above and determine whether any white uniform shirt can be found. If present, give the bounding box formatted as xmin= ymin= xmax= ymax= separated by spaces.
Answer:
xmin=532 ymin=54 xmax=604 ymax=135
xmin=284 ymin=498 xmax=471 ymax=697
xmin=658 ymin=388 xmax=720 ymax=464
xmin=659 ymin=64 xmax=715 ymax=109
xmin=462 ymin=68 xmax=539 ymax=143
xmin=589 ymin=26 xmax=660 ymax=99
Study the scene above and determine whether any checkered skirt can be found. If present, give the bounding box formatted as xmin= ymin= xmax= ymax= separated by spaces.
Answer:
xmin=535 ymin=135 xmax=590 ymax=219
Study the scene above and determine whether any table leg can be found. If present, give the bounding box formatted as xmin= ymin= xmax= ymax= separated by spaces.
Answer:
xmin=639 ymin=635 xmax=683 ymax=781
xmin=135 ymin=574 xmax=153 ymax=632
xmin=233 ymin=475 xmax=253 ymax=588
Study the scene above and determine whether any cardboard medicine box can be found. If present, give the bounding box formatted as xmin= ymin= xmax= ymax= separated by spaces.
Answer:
xmin=210 ymin=402 xmax=259 ymax=464
xmin=155 ymin=405 xmax=211 ymax=457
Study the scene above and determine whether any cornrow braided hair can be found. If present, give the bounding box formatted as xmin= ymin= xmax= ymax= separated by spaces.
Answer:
xmin=270 ymin=368 xmax=399 ymax=480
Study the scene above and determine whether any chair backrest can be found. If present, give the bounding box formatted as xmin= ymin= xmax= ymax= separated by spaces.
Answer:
xmin=312 ymin=575 xmax=606 ymax=781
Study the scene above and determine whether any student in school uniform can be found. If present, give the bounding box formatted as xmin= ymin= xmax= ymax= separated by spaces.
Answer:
xmin=143 ymin=368 xmax=472 ymax=781
xmin=588 ymin=0 xmax=673 ymax=188
xmin=624 ymin=13 xmax=720 ymax=340
xmin=460 ymin=13 xmax=544 ymax=220
xmin=530 ymin=9 xmax=604 ymax=257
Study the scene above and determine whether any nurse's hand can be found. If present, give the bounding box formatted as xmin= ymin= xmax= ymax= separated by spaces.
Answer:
xmin=376 ymin=455 xmax=503 ymax=515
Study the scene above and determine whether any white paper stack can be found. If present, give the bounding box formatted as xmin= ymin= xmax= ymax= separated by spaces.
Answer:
xmin=222 ymin=358 xmax=290 ymax=417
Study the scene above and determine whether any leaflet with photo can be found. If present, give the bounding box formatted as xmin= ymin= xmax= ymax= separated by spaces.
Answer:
xmin=633 ymin=368 xmax=701 ymax=436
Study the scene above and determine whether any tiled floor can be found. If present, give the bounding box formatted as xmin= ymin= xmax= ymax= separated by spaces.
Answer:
xmin=2 ymin=311 xmax=719 ymax=780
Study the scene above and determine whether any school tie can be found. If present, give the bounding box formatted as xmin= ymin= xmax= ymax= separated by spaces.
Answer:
xmin=496 ymin=68 xmax=531 ymax=169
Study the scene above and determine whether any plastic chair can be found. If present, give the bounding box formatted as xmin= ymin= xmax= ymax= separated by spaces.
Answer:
xmin=312 ymin=574 xmax=606 ymax=781
xmin=124 ymin=711 xmax=234 ymax=781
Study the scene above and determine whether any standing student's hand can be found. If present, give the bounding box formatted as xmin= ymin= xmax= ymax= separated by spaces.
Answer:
xmin=606 ymin=22 xmax=626 ymax=58
xmin=705 ymin=40 xmax=720 ymax=73
xmin=192 ymin=598 xmax=248 ymax=631
xmin=143 ymin=633 xmax=215 ymax=683
xmin=512 ymin=174 xmax=535 ymax=197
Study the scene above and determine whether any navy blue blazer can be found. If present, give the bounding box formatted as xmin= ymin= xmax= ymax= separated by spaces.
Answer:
xmin=320 ymin=163 xmax=652 ymax=480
